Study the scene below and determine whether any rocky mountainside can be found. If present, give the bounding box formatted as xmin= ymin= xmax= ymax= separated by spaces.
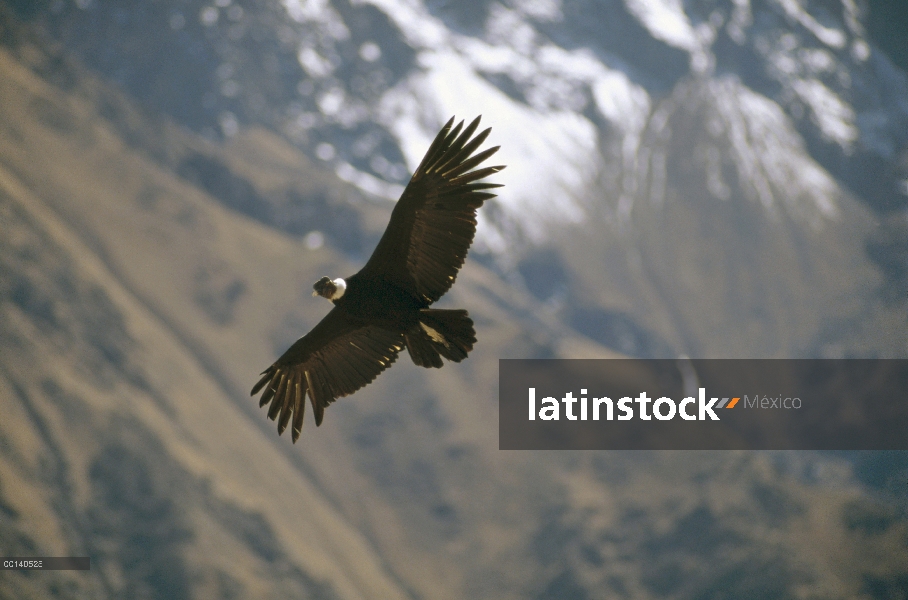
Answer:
xmin=5 ymin=0 xmax=906 ymax=359
xmin=1 ymin=2 xmax=906 ymax=599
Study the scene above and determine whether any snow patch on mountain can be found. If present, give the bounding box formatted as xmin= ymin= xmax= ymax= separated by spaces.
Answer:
xmin=791 ymin=78 xmax=858 ymax=147
xmin=624 ymin=0 xmax=699 ymax=51
xmin=356 ymin=0 xmax=657 ymax=247
xmin=755 ymin=29 xmax=860 ymax=151
xmin=704 ymin=77 xmax=840 ymax=225
xmin=776 ymin=0 xmax=847 ymax=48
xmin=624 ymin=0 xmax=720 ymax=74
xmin=283 ymin=0 xmax=349 ymax=39
xmin=354 ymin=0 xmax=447 ymax=48
xmin=377 ymin=49 xmax=596 ymax=248
xmin=335 ymin=162 xmax=405 ymax=200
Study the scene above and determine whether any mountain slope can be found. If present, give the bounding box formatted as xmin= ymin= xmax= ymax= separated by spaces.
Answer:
xmin=9 ymin=0 xmax=904 ymax=358
xmin=1 ymin=5 xmax=907 ymax=599
xmin=0 ymin=46 xmax=418 ymax=600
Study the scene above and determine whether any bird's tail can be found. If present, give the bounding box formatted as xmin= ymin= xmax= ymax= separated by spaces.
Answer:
xmin=405 ymin=309 xmax=476 ymax=368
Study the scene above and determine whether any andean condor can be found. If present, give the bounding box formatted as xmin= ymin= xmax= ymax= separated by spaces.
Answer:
xmin=251 ymin=116 xmax=504 ymax=442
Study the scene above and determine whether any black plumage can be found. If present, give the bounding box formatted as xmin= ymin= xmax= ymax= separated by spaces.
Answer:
xmin=251 ymin=116 xmax=505 ymax=442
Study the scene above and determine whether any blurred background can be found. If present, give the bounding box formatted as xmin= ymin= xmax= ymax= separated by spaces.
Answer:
xmin=0 ymin=0 xmax=906 ymax=598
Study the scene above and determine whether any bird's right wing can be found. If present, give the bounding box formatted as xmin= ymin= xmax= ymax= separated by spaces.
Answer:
xmin=250 ymin=306 xmax=404 ymax=442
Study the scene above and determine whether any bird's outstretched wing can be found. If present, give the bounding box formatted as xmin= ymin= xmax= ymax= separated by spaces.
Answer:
xmin=360 ymin=116 xmax=505 ymax=303
xmin=250 ymin=307 xmax=404 ymax=441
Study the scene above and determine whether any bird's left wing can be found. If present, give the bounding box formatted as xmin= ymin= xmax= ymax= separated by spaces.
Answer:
xmin=360 ymin=116 xmax=505 ymax=303
xmin=250 ymin=306 xmax=404 ymax=442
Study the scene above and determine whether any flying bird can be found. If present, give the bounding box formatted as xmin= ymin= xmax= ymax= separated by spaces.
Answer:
xmin=251 ymin=116 xmax=504 ymax=442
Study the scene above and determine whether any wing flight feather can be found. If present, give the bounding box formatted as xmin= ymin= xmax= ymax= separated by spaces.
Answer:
xmin=251 ymin=307 xmax=404 ymax=442
xmin=360 ymin=115 xmax=505 ymax=303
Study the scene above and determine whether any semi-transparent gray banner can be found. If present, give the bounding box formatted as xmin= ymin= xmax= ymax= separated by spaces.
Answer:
xmin=499 ymin=359 xmax=908 ymax=450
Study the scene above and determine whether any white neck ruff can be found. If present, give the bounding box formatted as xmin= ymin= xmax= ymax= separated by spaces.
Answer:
xmin=331 ymin=278 xmax=347 ymax=300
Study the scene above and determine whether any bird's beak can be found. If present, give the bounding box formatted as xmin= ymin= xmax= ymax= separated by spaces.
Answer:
xmin=312 ymin=291 xmax=319 ymax=297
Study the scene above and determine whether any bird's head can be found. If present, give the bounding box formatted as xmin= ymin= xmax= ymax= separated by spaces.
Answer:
xmin=312 ymin=276 xmax=347 ymax=301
